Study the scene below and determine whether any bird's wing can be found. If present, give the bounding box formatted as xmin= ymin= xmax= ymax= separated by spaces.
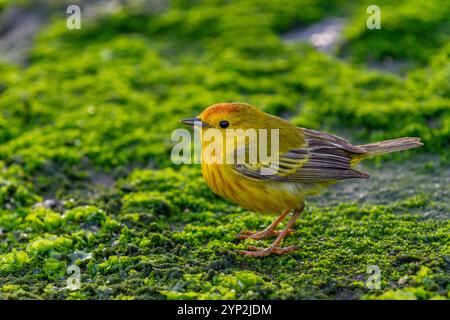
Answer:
xmin=233 ymin=128 xmax=369 ymax=182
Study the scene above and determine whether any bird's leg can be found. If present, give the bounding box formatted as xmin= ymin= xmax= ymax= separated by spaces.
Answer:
xmin=236 ymin=208 xmax=293 ymax=240
xmin=236 ymin=202 xmax=304 ymax=257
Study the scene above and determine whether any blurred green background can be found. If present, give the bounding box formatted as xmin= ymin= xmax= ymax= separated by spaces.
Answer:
xmin=0 ymin=0 xmax=449 ymax=300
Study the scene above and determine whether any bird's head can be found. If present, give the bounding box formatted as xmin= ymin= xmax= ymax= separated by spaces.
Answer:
xmin=180 ymin=102 xmax=305 ymax=160
xmin=181 ymin=102 xmax=264 ymax=131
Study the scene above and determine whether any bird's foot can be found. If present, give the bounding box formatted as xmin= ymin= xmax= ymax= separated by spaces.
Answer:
xmin=236 ymin=245 xmax=298 ymax=257
xmin=236 ymin=229 xmax=294 ymax=240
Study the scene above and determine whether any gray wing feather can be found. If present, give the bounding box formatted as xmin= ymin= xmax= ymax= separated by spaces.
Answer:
xmin=234 ymin=128 xmax=369 ymax=182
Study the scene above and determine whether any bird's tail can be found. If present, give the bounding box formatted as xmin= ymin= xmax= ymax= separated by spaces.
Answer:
xmin=352 ymin=137 xmax=423 ymax=164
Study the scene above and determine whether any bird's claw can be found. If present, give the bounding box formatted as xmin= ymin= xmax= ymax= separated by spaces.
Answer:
xmin=236 ymin=245 xmax=298 ymax=257
xmin=236 ymin=229 xmax=294 ymax=240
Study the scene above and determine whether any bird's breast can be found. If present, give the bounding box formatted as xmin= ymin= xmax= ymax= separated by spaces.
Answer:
xmin=201 ymin=162 xmax=309 ymax=214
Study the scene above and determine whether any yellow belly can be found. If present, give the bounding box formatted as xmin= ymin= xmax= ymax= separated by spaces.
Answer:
xmin=201 ymin=162 xmax=317 ymax=214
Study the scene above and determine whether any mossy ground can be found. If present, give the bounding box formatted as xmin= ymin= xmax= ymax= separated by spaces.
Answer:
xmin=0 ymin=0 xmax=449 ymax=300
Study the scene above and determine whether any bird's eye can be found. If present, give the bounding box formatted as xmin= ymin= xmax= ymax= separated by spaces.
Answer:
xmin=219 ymin=120 xmax=230 ymax=129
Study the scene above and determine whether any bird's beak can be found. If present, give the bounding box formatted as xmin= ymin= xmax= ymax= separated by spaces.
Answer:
xmin=180 ymin=117 xmax=211 ymax=127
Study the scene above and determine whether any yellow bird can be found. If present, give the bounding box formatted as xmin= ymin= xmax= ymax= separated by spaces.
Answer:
xmin=181 ymin=102 xmax=423 ymax=257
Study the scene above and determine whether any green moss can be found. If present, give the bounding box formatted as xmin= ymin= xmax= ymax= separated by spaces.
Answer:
xmin=25 ymin=208 xmax=62 ymax=230
xmin=63 ymin=206 xmax=107 ymax=225
xmin=42 ymin=258 xmax=67 ymax=279
xmin=0 ymin=251 xmax=30 ymax=273
xmin=26 ymin=236 xmax=73 ymax=257
xmin=122 ymin=192 xmax=173 ymax=215
xmin=364 ymin=286 xmax=442 ymax=300
xmin=0 ymin=161 xmax=41 ymax=208
xmin=341 ymin=0 xmax=450 ymax=64
xmin=97 ymin=255 xmax=136 ymax=275
xmin=1 ymin=284 xmax=21 ymax=293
